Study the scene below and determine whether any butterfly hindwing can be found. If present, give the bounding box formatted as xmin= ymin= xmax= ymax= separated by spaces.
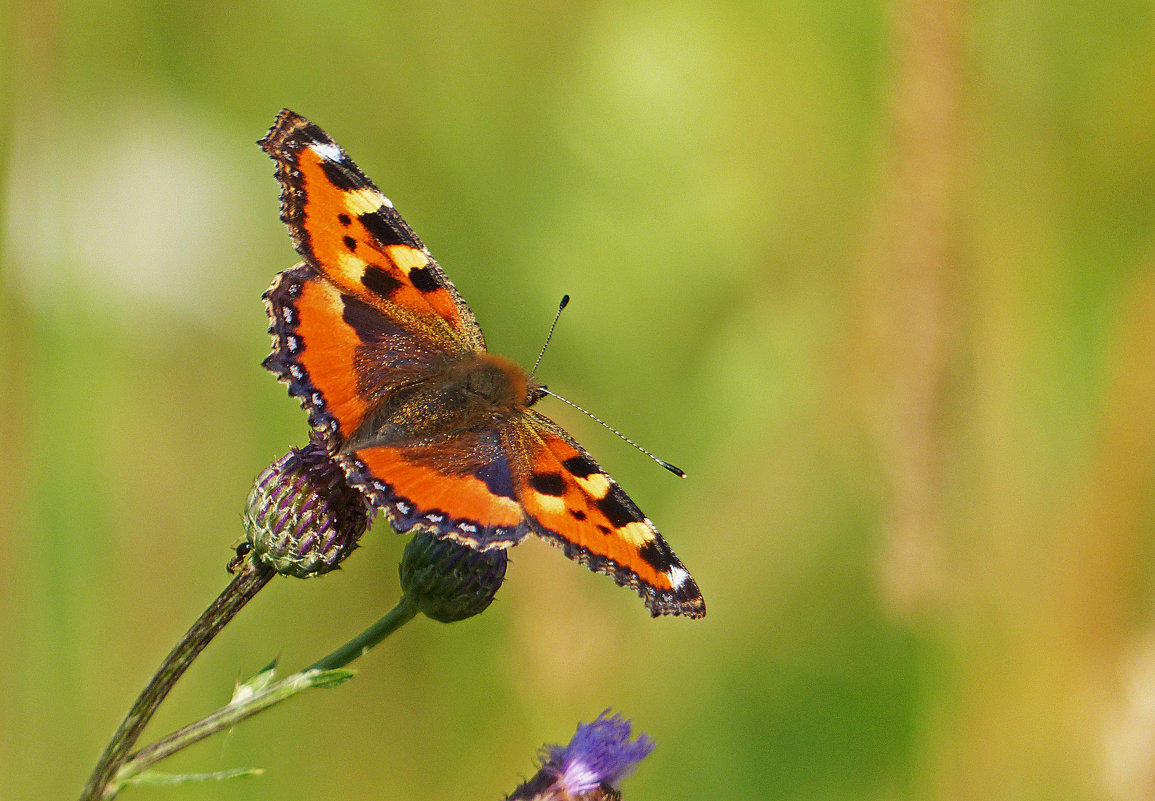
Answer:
xmin=346 ymin=428 xmax=532 ymax=549
xmin=263 ymin=263 xmax=370 ymax=440
xmin=263 ymin=263 xmax=462 ymax=444
xmin=513 ymin=411 xmax=705 ymax=618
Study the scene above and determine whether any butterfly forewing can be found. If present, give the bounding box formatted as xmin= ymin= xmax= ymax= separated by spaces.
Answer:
xmin=260 ymin=109 xmax=485 ymax=352
xmin=512 ymin=412 xmax=705 ymax=618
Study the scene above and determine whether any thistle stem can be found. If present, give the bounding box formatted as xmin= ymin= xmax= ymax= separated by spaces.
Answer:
xmin=307 ymin=595 xmax=419 ymax=671
xmin=117 ymin=667 xmax=355 ymax=780
xmin=79 ymin=561 xmax=275 ymax=801
xmin=115 ymin=596 xmax=420 ymax=782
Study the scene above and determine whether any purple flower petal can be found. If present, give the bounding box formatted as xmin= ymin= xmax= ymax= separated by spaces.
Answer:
xmin=508 ymin=710 xmax=654 ymax=800
xmin=554 ymin=711 xmax=654 ymax=793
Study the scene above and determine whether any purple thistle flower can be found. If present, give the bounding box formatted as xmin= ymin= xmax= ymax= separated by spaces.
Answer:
xmin=506 ymin=711 xmax=655 ymax=801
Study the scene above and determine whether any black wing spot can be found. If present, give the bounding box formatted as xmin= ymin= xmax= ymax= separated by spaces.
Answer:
xmin=298 ymin=124 xmax=332 ymax=146
xmin=638 ymin=540 xmax=671 ymax=571
xmin=343 ymin=235 xmax=357 ymax=252
xmin=568 ymin=508 xmax=587 ymax=521
xmin=362 ymin=265 xmax=403 ymax=299
xmin=562 ymin=454 xmax=599 ymax=478
xmin=595 ymin=485 xmax=639 ymax=529
xmin=530 ymin=472 xmax=566 ymax=497
xmin=319 ymin=158 xmax=361 ymax=191
xmin=408 ymin=265 xmax=439 ymax=294
xmin=338 ymin=213 xmax=352 ymax=226
xmin=358 ymin=210 xmax=409 ymax=247
xmin=342 ymin=294 xmax=386 ymax=343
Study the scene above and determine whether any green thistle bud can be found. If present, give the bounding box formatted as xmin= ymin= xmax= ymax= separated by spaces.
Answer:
xmin=240 ymin=443 xmax=372 ymax=578
xmin=398 ymin=533 xmax=508 ymax=622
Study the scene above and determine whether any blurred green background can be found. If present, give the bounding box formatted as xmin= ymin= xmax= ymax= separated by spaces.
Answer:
xmin=3 ymin=0 xmax=1155 ymax=799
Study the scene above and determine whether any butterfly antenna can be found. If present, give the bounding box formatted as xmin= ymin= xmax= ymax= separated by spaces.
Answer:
xmin=530 ymin=294 xmax=570 ymax=379
xmin=539 ymin=388 xmax=687 ymax=478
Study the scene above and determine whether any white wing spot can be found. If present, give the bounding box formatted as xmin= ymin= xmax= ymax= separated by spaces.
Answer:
xmin=668 ymin=565 xmax=691 ymax=589
xmin=309 ymin=141 xmax=344 ymax=163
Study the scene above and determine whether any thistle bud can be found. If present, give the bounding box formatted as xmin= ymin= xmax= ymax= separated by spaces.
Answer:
xmin=398 ymin=533 xmax=507 ymax=622
xmin=240 ymin=443 xmax=372 ymax=578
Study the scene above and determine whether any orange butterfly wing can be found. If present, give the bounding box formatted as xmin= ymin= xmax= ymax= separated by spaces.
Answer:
xmin=263 ymin=263 xmax=464 ymax=443
xmin=512 ymin=411 xmax=705 ymax=618
xmin=346 ymin=427 xmax=531 ymax=550
xmin=260 ymin=109 xmax=484 ymax=353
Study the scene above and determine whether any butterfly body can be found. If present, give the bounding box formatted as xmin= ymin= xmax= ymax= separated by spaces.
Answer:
xmin=343 ymin=352 xmax=539 ymax=452
xmin=260 ymin=110 xmax=704 ymax=618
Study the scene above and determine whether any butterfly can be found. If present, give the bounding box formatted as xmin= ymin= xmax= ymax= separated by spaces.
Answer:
xmin=258 ymin=109 xmax=704 ymax=618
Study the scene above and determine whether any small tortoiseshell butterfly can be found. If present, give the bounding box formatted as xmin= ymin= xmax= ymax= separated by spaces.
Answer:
xmin=259 ymin=110 xmax=704 ymax=618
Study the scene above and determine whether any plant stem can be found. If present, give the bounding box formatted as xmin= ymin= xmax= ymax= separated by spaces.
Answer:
xmin=118 ymin=667 xmax=354 ymax=779
xmin=79 ymin=561 xmax=275 ymax=801
xmin=116 ymin=596 xmax=419 ymax=781
xmin=307 ymin=594 xmax=419 ymax=671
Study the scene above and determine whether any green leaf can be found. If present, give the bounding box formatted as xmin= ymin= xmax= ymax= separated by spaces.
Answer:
xmin=231 ymin=658 xmax=280 ymax=703
xmin=307 ymin=667 xmax=356 ymax=689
